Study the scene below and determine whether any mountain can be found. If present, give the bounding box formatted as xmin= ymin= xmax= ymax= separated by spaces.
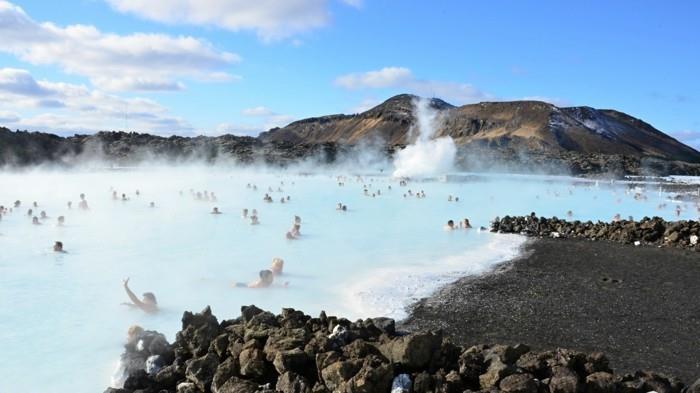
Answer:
xmin=2 ymin=94 xmax=700 ymax=176
xmin=260 ymin=94 xmax=700 ymax=163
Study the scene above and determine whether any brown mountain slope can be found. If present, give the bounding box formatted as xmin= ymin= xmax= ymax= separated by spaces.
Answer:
xmin=260 ymin=94 xmax=700 ymax=163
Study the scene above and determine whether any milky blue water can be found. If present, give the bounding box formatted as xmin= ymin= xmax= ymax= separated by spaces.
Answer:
xmin=0 ymin=167 xmax=697 ymax=392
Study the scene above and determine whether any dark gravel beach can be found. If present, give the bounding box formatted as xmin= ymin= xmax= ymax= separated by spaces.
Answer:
xmin=401 ymin=238 xmax=700 ymax=382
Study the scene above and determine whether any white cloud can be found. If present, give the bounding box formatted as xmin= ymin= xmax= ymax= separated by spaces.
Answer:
xmin=106 ymin=0 xmax=330 ymax=41
xmin=0 ymin=1 xmax=238 ymax=92
xmin=212 ymin=108 xmax=295 ymax=137
xmin=242 ymin=106 xmax=274 ymax=117
xmin=335 ymin=67 xmax=413 ymax=89
xmin=334 ymin=67 xmax=491 ymax=104
xmin=0 ymin=68 xmax=193 ymax=135
xmin=0 ymin=110 xmax=19 ymax=123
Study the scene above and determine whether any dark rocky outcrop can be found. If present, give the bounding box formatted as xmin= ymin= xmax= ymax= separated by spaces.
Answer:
xmin=491 ymin=214 xmax=700 ymax=251
xmin=105 ymin=306 xmax=696 ymax=393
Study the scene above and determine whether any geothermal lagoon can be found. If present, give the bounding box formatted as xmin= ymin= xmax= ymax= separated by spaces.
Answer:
xmin=0 ymin=167 xmax=698 ymax=392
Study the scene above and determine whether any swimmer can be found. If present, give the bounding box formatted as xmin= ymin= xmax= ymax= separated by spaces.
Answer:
xmin=33 ymin=201 xmax=38 ymax=208
xmin=121 ymin=278 xmax=158 ymax=313
xmin=448 ymin=195 xmax=453 ymax=202
xmin=342 ymin=205 xmax=347 ymax=211
xmin=67 ymin=201 xmax=72 ymax=209
xmin=27 ymin=208 xmax=33 ymax=216
xmin=280 ymin=197 xmax=285 ymax=203
xmin=242 ymin=208 xmax=249 ymax=218
xmin=121 ymin=193 xmax=128 ymax=201
xmin=57 ymin=216 xmax=65 ymax=226
xmin=149 ymin=202 xmax=155 ymax=208
xmin=232 ymin=269 xmax=286 ymax=289
xmin=250 ymin=215 xmax=260 ymax=225
xmin=211 ymin=207 xmax=222 ymax=214
xmin=336 ymin=203 xmax=342 ymax=210
xmin=32 ymin=216 xmax=41 ymax=225
xmin=53 ymin=241 xmax=66 ymax=253
xmin=14 ymin=200 xmax=21 ymax=208
xmin=444 ymin=220 xmax=455 ymax=230
xmin=112 ymin=191 xmax=118 ymax=200
xmin=294 ymin=215 xmax=301 ymax=224
xmin=40 ymin=211 xmax=48 ymax=219
xmin=566 ymin=210 xmax=573 ymax=218
xmin=462 ymin=218 xmax=472 ymax=229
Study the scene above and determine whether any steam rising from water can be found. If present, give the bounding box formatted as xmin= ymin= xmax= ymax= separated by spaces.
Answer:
xmin=392 ymin=97 xmax=457 ymax=178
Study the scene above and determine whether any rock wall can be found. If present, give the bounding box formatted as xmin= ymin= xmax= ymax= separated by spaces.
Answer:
xmin=490 ymin=214 xmax=700 ymax=251
xmin=104 ymin=306 xmax=698 ymax=393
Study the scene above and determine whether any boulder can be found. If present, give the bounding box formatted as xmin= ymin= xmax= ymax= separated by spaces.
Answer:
xmin=185 ymin=352 xmax=219 ymax=392
xmin=379 ymin=331 xmax=442 ymax=369
xmin=479 ymin=359 xmax=517 ymax=389
xmin=585 ymin=372 xmax=617 ymax=393
xmin=500 ymin=373 xmax=539 ymax=393
xmin=320 ymin=359 xmax=362 ymax=391
xmin=549 ymin=366 xmax=581 ymax=393
xmin=276 ymin=371 xmax=313 ymax=393
xmin=177 ymin=306 xmax=220 ymax=358
xmin=238 ymin=347 xmax=267 ymax=379
xmin=273 ymin=348 xmax=311 ymax=376
xmin=216 ymin=377 xmax=260 ymax=393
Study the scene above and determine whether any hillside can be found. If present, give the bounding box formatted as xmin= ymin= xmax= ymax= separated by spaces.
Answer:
xmin=260 ymin=94 xmax=700 ymax=163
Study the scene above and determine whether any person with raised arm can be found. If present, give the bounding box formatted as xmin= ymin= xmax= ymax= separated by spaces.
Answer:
xmin=121 ymin=278 xmax=158 ymax=313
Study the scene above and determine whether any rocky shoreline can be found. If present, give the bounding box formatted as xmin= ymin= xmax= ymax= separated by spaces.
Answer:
xmin=490 ymin=215 xmax=700 ymax=251
xmin=105 ymin=306 xmax=699 ymax=393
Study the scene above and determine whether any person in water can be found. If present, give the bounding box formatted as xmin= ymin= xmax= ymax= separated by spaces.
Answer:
xmin=271 ymin=258 xmax=284 ymax=275
xmin=32 ymin=216 xmax=41 ymax=225
xmin=53 ymin=241 xmax=66 ymax=253
xmin=211 ymin=207 xmax=222 ymax=214
xmin=444 ymin=219 xmax=455 ymax=230
xmin=232 ymin=269 xmax=287 ymax=288
xmin=462 ymin=218 xmax=472 ymax=229
xmin=57 ymin=216 xmax=65 ymax=226
xmin=121 ymin=278 xmax=158 ymax=313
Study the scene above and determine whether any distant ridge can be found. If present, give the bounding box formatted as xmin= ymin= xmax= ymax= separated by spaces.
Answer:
xmin=2 ymin=94 xmax=700 ymax=176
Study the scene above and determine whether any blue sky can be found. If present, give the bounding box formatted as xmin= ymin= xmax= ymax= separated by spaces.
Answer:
xmin=0 ymin=0 xmax=698 ymax=148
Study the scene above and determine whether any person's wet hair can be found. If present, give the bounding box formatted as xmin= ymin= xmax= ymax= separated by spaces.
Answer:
xmin=142 ymin=292 xmax=157 ymax=304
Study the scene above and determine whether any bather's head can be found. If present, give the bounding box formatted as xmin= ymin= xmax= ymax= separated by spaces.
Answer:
xmin=271 ymin=258 xmax=284 ymax=275
xmin=127 ymin=325 xmax=144 ymax=344
xmin=259 ymin=269 xmax=274 ymax=286
xmin=53 ymin=241 xmax=63 ymax=252
xmin=142 ymin=292 xmax=157 ymax=305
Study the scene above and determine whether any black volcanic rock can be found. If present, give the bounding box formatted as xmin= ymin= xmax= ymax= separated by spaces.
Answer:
xmin=490 ymin=214 xmax=700 ymax=251
xmin=106 ymin=306 xmax=694 ymax=393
